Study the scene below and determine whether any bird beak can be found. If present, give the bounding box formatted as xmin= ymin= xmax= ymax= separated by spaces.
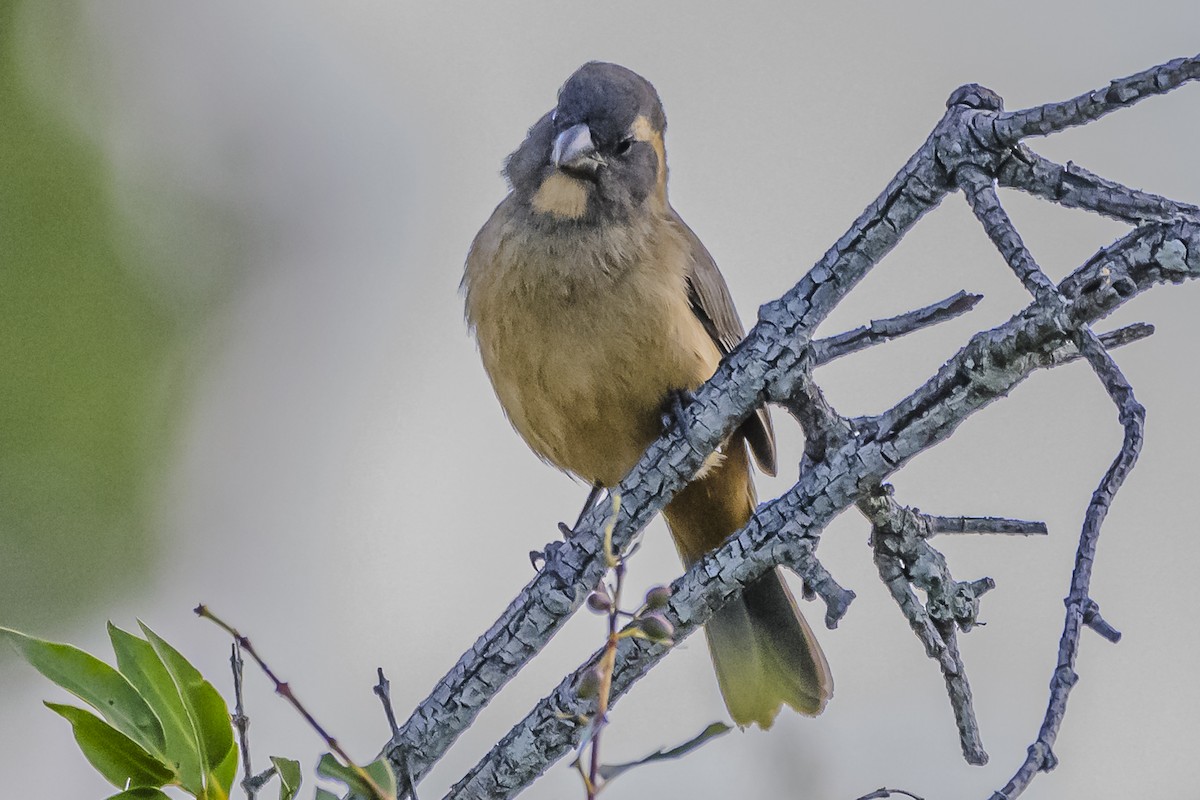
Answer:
xmin=551 ymin=123 xmax=600 ymax=177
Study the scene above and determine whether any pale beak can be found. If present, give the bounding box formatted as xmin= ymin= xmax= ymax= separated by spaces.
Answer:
xmin=551 ymin=123 xmax=600 ymax=177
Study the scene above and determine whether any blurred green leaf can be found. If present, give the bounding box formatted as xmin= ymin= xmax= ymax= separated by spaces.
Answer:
xmin=597 ymin=722 xmax=731 ymax=783
xmin=0 ymin=627 xmax=165 ymax=754
xmin=316 ymin=753 xmax=397 ymax=800
xmin=207 ymin=736 xmax=239 ymax=800
xmin=138 ymin=622 xmax=234 ymax=784
xmin=105 ymin=790 xmax=174 ymax=800
xmin=45 ymin=702 xmax=173 ymax=790
xmin=271 ymin=756 xmax=303 ymax=800
xmin=0 ymin=2 xmax=180 ymax=631
xmin=109 ymin=622 xmax=204 ymax=794
xmin=314 ymin=790 xmax=340 ymax=800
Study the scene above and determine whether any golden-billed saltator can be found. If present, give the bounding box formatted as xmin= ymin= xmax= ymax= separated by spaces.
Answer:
xmin=463 ymin=62 xmax=831 ymax=728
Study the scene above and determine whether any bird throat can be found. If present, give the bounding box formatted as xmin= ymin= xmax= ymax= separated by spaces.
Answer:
xmin=531 ymin=171 xmax=589 ymax=220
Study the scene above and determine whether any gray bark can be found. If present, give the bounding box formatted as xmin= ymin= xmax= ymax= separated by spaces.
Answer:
xmin=373 ymin=54 xmax=1200 ymax=800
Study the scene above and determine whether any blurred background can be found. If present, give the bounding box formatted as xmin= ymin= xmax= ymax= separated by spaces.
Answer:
xmin=2 ymin=2 xmax=1198 ymax=798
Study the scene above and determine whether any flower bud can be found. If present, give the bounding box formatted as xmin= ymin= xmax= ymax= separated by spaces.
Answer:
xmin=576 ymin=666 xmax=604 ymax=699
xmin=586 ymin=588 xmax=612 ymax=614
xmin=644 ymin=585 xmax=671 ymax=610
xmin=639 ymin=613 xmax=674 ymax=643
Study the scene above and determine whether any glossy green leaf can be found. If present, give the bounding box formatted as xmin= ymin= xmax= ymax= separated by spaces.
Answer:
xmin=138 ymin=622 xmax=235 ymax=782
xmin=597 ymin=722 xmax=731 ymax=783
xmin=45 ymin=703 xmax=173 ymax=790
xmin=1 ymin=627 xmax=165 ymax=755
xmin=108 ymin=623 xmax=204 ymax=793
xmin=316 ymin=753 xmax=397 ymax=800
xmin=105 ymin=789 xmax=173 ymax=800
xmin=271 ymin=756 xmax=303 ymax=800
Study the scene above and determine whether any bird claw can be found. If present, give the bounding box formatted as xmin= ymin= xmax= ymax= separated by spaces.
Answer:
xmin=660 ymin=388 xmax=695 ymax=436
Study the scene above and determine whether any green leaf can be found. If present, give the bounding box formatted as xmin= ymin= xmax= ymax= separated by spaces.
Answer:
xmin=597 ymin=722 xmax=731 ymax=784
xmin=109 ymin=622 xmax=204 ymax=794
xmin=207 ymin=737 xmax=239 ymax=800
xmin=314 ymin=790 xmax=340 ymax=800
xmin=271 ymin=756 xmax=303 ymax=800
xmin=105 ymin=790 xmax=173 ymax=800
xmin=316 ymin=753 xmax=397 ymax=800
xmin=138 ymin=622 xmax=235 ymax=784
xmin=45 ymin=702 xmax=174 ymax=790
xmin=1 ymin=627 xmax=166 ymax=755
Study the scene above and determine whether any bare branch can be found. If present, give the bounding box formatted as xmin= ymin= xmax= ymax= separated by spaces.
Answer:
xmin=445 ymin=218 xmax=1200 ymax=798
xmin=993 ymin=54 xmax=1200 ymax=141
xmin=998 ymin=147 xmax=1200 ymax=224
xmin=811 ymin=291 xmax=983 ymax=366
xmin=378 ymin=56 xmax=1199 ymax=800
xmin=926 ymin=516 xmax=1047 ymax=537
xmin=861 ymin=487 xmax=988 ymax=765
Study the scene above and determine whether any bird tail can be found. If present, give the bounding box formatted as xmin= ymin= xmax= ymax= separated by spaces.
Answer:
xmin=663 ymin=440 xmax=833 ymax=728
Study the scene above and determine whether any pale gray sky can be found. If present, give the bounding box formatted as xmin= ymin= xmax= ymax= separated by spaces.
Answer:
xmin=3 ymin=3 xmax=1198 ymax=798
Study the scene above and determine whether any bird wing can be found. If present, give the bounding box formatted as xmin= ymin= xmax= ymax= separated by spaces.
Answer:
xmin=670 ymin=211 xmax=777 ymax=476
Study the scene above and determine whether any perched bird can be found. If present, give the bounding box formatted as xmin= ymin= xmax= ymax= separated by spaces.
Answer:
xmin=463 ymin=62 xmax=832 ymax=727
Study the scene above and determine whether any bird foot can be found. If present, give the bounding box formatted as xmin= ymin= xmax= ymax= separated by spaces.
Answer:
xmin=660 ymin=388 xmax=695 ymax=436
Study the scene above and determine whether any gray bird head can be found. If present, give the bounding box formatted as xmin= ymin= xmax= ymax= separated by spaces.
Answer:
xmin=504 ymin=62 xmax=668 ymax=225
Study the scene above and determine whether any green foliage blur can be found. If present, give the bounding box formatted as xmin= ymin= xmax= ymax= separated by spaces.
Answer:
xmin=0 ymin=2 xmax=180 ymax=630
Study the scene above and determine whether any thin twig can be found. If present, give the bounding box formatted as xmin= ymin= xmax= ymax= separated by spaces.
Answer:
xmin=926 ymin=516 xmax=1048 ymax=537
xmin=375 ymin=669 xmax=418 ymax=800
xmin=855 ymin=789 xmax=926 ymax=800
xmin=810 ymin=291 xmax=983 ymax=366
xmin=229 ymin=642 xmax=268 ymax=799
xmin=374 ymin=668 xmax=401 ymax=738
xmin=196 ymin=605 xmax=389 ymax=800
xmin=958 ymin=159 xmax=1148 ymax=800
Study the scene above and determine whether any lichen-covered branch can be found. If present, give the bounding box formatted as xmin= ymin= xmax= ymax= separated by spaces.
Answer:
xmin=377 ymin=56 xmax=1199 ymax=800
xmin=446 ymin=217 xmax=1200 ymax=798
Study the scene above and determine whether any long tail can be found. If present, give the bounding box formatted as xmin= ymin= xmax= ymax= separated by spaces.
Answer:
xmin=662 ymin=439 xmax=833 ymax=728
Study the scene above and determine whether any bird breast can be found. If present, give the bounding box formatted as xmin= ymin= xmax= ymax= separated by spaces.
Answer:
xmin=465 ymin=203 xmax=723 ymax=486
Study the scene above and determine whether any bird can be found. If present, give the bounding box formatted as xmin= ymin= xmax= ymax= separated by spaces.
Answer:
xmin=462 ymin=61 xmax=832 ymax=728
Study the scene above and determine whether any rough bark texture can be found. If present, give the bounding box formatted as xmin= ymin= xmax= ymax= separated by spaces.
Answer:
xmin=372 ymin=54 xmax=1199 ymax=800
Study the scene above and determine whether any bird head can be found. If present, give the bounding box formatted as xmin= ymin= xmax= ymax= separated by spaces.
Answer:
xmin=504 ymin=62 xmax=668 ymax=224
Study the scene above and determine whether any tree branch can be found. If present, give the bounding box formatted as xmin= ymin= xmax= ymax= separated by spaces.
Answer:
xmin=445 ymin=217 xmax=1200 ymax=798
xmin=375 ymin=56 xmax=1199 ymax=800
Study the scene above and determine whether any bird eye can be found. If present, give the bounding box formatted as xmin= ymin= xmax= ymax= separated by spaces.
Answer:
xmin=614 ymin=137 xmax=633 ymax=155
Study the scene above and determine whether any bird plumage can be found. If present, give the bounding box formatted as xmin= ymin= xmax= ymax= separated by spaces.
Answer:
xmin=463 ymin=61 xmax=832 ymax=727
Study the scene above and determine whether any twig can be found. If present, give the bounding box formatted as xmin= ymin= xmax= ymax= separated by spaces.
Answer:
xmin=925 ymin=516 xmax=1047 ymax=537
xmin=998 ymin=147 xmax=1200 ymax=224
xmin=958 ymin=158 xmax=1147 ymax=800
xmin=810 ymin=291 xmax=983 ymax=366
xmin=374 ymin=668 xmax=401 ymax=738
xmin=230 ymin=642 xmax=271 ymax=799
xmin=778 ymin=538 xmax=856 ymax=629
xmin=993 ymin=55 xmax=1200 ymax=142
xmin=855 ymin=788 xmax=926 ymax=800
xmin=860 ymin=487 xmax=988 ymax=765
xmin=196 ymin=605 xmax=389 ymax=800
xmin=375 ymin=670 xmax=418 ymax=800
